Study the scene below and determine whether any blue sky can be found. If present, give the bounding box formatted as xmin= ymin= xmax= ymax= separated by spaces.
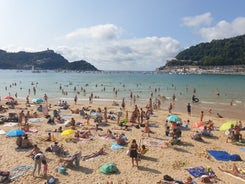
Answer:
xmin=0 ymin=0 xmax=244 ymax=71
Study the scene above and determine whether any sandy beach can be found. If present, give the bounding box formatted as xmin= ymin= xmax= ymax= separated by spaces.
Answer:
xmin=0 ymin=97 xmax=245 ymax=184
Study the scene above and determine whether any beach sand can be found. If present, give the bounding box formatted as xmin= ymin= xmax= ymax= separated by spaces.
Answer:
xmin=0 ymin=98 xmax=244 ymax=184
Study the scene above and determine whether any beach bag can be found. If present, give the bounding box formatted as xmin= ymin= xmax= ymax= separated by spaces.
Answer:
xmin=47 ymin=176 xmax=59 ymax=184
xmin=59 ymin=167 xmax=67 ymax=175
xmin=163 ymin=174 xmax=174 ymax=181
xmin=100 ymin=162 xmax=119 ymax=174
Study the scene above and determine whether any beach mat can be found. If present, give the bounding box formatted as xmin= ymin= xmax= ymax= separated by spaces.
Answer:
xmin=111 ymin=142 xmax=124 ymax=150
xmin=0 ymin=129 xmax=6 ymax=134
xmin=141 ymin=137 xmax=166 ymax=147
xmin=10 ymin=165 xmax=32 ymax=181
xmin=28 ymin=118 xmax=44 ymax=123
xmin=207 ymin=150 xmax=242 ymax=161
xmin=185 ymin=166 xmax=216 ymax=178
xmin=185 ymin=166 xmax=207 ymax=178
xmin=25 ymin=129 xmax=38 ymax=134
xmin=3 ymin=122 xmax=18 ymax=127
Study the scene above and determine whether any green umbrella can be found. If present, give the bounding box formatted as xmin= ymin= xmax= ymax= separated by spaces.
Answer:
xmin=219 ymin=121 xmax=237 ymax=131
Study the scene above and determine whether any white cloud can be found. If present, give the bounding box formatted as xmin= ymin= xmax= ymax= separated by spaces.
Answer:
xmin=65 ymin=24 xmax=122 ymax=41
xmin=56 ymin=25 xmax=181 ymax=71
xmin=182 ymin=12 xmax=212 ymax=28
xmin=199 ymin=17 xmax=245 ymax=41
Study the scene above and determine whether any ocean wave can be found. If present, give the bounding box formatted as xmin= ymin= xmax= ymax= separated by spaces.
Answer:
xmin=200 ymin=101 xmax=215 ymax=104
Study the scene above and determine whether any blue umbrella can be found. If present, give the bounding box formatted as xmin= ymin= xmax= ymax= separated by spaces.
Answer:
xmin=32 ymin=98 xmax=44 ymax=103
xmin=6 ymin=129 xmax=25 ymax=137
xmin=167 ymin=115 xmax=181 ymax=123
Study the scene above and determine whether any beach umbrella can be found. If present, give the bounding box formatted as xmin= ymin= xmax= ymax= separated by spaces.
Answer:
xmin=167 ymin=115 xmax=181 ymax=123
xmin=6 ymin=129 xmax=25 ymax=137
xmin=190 ymin=121 xmax=205 ymax=128
xmin=32 ymin=98 xmax=44 ymax=103
xmin=219 ymin=121 xmax=237 ymax=131
xmin=4 ymin=96 xmax=14 ymax=101
xmin=61 ymin=129 xmax=75 ymax=136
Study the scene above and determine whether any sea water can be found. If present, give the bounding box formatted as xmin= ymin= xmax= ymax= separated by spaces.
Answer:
xmin=0 ymin=70 xmax=244 ymax=119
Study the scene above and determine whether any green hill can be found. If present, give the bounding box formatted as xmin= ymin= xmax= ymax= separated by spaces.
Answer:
xmin=159 ymin=34 xmax=245 ymax=69
xmin=0 ymin=49 xmax=99 ymax=71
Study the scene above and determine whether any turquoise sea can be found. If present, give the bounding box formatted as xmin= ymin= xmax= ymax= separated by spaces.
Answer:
xmin=0 ymin=70 xmax=245 ymax=119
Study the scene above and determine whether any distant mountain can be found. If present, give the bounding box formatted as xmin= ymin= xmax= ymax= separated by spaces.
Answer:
xmin=157 ymin=34 xmax=245 ymax=70
xmin=0 ymin=49 xmax=99 ymax=71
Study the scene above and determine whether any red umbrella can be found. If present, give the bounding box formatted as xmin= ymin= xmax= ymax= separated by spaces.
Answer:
xmin=4 ymin=96 xmax=14 ymax=101
xmin=190 ymin=121 xmax=205 ymax=128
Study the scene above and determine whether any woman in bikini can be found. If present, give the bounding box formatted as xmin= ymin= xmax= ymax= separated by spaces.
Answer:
xmin=129 ymin=139 xmax=139 ymax=168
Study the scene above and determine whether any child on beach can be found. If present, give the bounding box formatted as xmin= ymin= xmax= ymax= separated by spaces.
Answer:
xmin=42 ymin=159 xmax=48 ymax=178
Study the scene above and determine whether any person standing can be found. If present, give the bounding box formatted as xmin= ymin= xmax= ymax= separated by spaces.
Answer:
xmin=74 ymin=95 xmax=78 ymax=105
xmin=32 ymin=152 xmax=45 ymax=177
xmin=187 ymin=103 xmax=191 ymax=116
xmin=200 ymin=111 xmax=204 ymax=121
xmin=129 ymin=139 xmax=139 ymax=168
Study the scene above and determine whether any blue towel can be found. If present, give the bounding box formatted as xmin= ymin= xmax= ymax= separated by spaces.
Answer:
xmin=110 ymin=142 xmax=124 ymax=150
xmin=207 ymin=150 xmax=242 ymax=161
xmin=185 ymin=166 xmax=207 ymax=178
xmin=240 ymin=148 xmax=245 ymax=152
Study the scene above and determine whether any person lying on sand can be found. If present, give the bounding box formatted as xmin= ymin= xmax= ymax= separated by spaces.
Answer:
xmin=218 ymin=163 xmax=245 ymax=179
xmin=82 ymin=148 xmax=106 ymax=161
xmin=74 ymin=130 xmax=92 ymax=139
xmin=99 ymin=129 xmax=116 ymax=139
xmin=69 ymin=108 xmax=80 ymax=114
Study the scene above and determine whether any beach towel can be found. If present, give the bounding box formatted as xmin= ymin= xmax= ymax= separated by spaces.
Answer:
xmin=25 ymin=129 xmax=38 ymax=134
xmin=141 ymin=137 xmax=166 ymax=147
xmin=3 ymin=122 xmax=18 ymax=127
xmin=100 ymin=135 xmax=115 ymax=140
xmin=28 ymin=118 xmax=43 ymax=123
xmin=0 ymin=130 xmax=6 ymax=134
xmin=61 ymin=114 xmax=73 ymax=119
xmin=111 ymin=142 xmax=124 ymax=150
xmin=185 ymin=166 xmax=215 ymax=178
xmin=10 ymin=165 xmax=32 ymax=181
xmin=207 ymin=150 xmax=242 ymax=161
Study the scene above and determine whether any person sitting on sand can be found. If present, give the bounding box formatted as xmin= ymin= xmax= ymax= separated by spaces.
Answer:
xmin=218 ymin=163 xmax=245 ymax=180
xmin=116 ymin=133 xmax=129 ymax=146
xmin=191 ymin=131 xmax=202 ymax=141
xmin=233 ymin=125 xmax=242 ymax=142
xmin=226 ymin=124 xmax=235 ymax=143
xmin=201 ymin=126 xmax=212 ymax=137
xmin=55 ymin=115 xmax=65 ymax=124
xmin=44 ymin=133 xmax=52 ymax=141
xmin=82 ymin=148 xmax=106 ymax=161
xmin=58 ymin=126 xmax=63 ymax=132
xmin=21 ymin=134 xmax=33 ymax=148
xmin=16 ymin=135 xmax=23 ymax=148
xmin=27 ymin=144 xmax=40 ymax=158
